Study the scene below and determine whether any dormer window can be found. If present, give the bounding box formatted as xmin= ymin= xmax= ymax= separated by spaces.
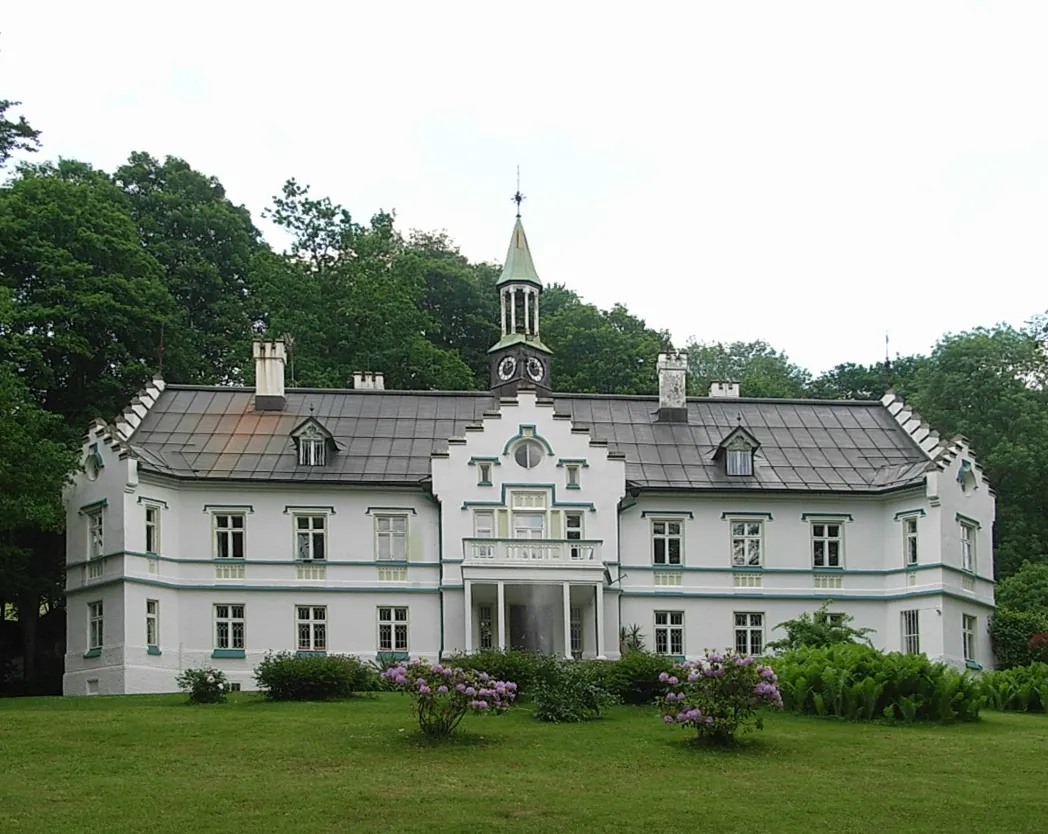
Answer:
xmin=726 ymin=448 xmax=752 ymax=476
xmin=299 ymin=437 xmax=326 ymax=466
xmin=716 ymin=425 xmax=759 ymax=477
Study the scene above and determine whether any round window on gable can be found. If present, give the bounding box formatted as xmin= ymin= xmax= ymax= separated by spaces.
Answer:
xmin=513 ymin=439 xmax=545 ymax=469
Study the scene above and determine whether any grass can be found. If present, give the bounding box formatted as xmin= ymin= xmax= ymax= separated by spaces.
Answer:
xmin=1 ymin=694 xmax=1047 ymax=833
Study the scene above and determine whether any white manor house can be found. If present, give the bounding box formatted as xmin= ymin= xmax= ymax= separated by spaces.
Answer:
xmin=63 ymin=214 xmax=997 ymax=695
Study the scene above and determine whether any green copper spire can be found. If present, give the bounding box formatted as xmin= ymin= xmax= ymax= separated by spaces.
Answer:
xmin=496 ymin=216 xmax=543 ymax=289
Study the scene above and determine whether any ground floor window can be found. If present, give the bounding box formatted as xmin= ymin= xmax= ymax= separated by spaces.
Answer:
xmin=297 ymin=606 xmax=327 ymax=651
xmin=145 ymin=599 xmax=159 ymax=648
xmin=88 ymin=601 xmax=103 ymax=650
xmin=654 ymin=611 xmax=683 ymax=656
xmin=215 ymin=604 xmax=245 ymax=650
xmin=570 ymin=607 xmax=582 ymax=657
xmin=478 ymin=604 xmax=493 ymax=650
xmin=378 ymin=606 xmax=408 ymax=652
xmin=901 ymin=609 xmax=920 ymax=654
xmin=962 ymin=614 xmax=976 ymax=662
xmin=734 ymin=612 xmax=764 ymax=655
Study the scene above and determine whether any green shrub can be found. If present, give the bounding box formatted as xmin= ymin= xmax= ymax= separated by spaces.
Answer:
xmin=989 ymin=608 xmax=1048 ymax=669
xmin=532 ymin=661 xmax=617 ymax=723
xmin=444 ymin=650 xmax=560 ymax=696
xmin=766 ymin=601 xmax=875 ymax=652
xmin=981 ymin=663 xmax=1048 ymax=712
xmin=253 ymin=652 xmax=377 ymax=701
xmin=175 ymin=666 xmax=228 ymax=704
xmin=600 ymin=651 xmax=677 ymax=705
xmin=772 ymin=644 xmax=982 ymax=723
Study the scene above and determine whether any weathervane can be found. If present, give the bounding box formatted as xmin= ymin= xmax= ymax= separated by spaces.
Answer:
xmin=512 ymin=165 xmax=525 ymax=216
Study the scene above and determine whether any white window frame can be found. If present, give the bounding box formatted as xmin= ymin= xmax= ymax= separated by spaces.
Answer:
xmin=478 ymin=604 xmax=493 ymax=650
xmin=651 ymin=518 xmax=683 ymax=565
xmin=146 ymin=599 xmax=159 ymax=648
xmin=88 ymin=601 xmax=103 ymax=650
xmin=570 ymin=606 xmax=582 ymax=656
xmin=565 ymin=510 xmax=584 ymax=559
xmin=962 ymin=614 xmax=976 ymax=663
xmin=730 ymin=519 xmax=764 ymax=567
xmin=726 ymin=448 xmax=753 ymax=476
xmin=902 ymin=516 xmax=919 ymax=566
xmin=810 ymin=520 xmax=843 ymax=568
xmin=477 ymin=461 xmax=492 ymax=485
xmin=901 ymin=609 xmax=920 ymax=654
xmin=375 ymin=514 xmax=408 ymax=562
xmin=296 ymin=605 xmax=327 ymax=652
xmin=214 ymin=604 xmax=246 ymax=650
xmin=960 ymin=522 xmax=976 ymax=573
xmin=734 ymin=612 xmax=764 ymax=655
xmin=86 ymin=508 xmax=104 ymax=561
xmin=377 ymin=606 xmax=409 ymax=653
xmin=565 ymin=464 xmax=581 ymax=488
xmin=654 ymin=610 xmax=684 ymax=656
xmin=213 ymin=513 xmax=246 ymax=560
xmin=144 ymin=504 xmax=161 ymax=555
xmin=294 ymin=513 xmax=327 ymax=561
xmin=298 ymin=437 xmax=326 ymax=466
xmin=473 ymin=510 xmax=496 ymax=559
xmin=513 ymin=439 xmax=545 ymax=469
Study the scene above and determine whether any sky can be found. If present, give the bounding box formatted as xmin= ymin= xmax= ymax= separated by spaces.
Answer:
xmin=4 ymin=2 xmax=1046 ymax=375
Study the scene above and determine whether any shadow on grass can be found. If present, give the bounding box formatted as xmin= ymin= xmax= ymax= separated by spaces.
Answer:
xmin=394 ymin=728 xmax=498 ymax=750
xmin=663 ymin=731 xmax=777 ymax=757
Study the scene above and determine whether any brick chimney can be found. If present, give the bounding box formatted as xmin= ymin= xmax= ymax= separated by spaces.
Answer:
xmin=253 ymin=339 xmax=287 ymax=411
xmin=656 ymin=351 xmax=688 ymax=423
xmin=709 ymin=380 xmax=740 ymax=398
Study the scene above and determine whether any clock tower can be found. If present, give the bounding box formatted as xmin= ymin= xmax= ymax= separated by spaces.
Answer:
xmin=489 ymin=199 xmax=553 ymax=398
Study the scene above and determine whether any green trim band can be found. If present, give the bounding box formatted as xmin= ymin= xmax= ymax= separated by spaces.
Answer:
xmin=625 ymin=563 xmax=991 ymax=581
xmin=468 ymin=457 xmax=502 ymax=466
xmin=461 ymin=483 xmax=595 ymax=511
xmin=69 ymin=576 xmax=444 ymax=595
xmin=502 ymin=424 xmax=555 ymax=455
xmin=295 ymin=650 xmax=328 ymax=658
xmin=147 ymin=646 xmax=162 ymax=656
xmin=203 ymin=504 xmax=254 ymax=513
xmin=801 ymin=513 xmax=853 ymax=522
xmin=621 ymin=588 xmax=995 ymax=605
xmin=557 ymin=459 xmax=589 ymax=468
xmin=284 ymin=505 xmax=336 ymax=514
xmin=366 ymin=507 xmax=417 ymax=515
xmin=722 ymin=512 xmax=774 ymax=520
xmin=83 ymin=647 xmax=102 ymax=658
xmin=956 ymin=513 xmax=981 ymax=528
xmin=211 ymin=649 xmax=246 ymax=659
xmin=79 ymin=499 xmax=108 ymax=514
xmin=641 ymin=510 xmax=694 ymax=519
xmin=566 ymin=483 xmax=581 ymax=490
xmin=67 ymin=551 xmax=443 ymax=569
xmin=894 ymin=508 xmax=926 ymax=520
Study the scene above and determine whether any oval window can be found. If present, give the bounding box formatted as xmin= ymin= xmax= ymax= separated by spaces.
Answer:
xmin=513 ymin=439 xmax=544 ymax=469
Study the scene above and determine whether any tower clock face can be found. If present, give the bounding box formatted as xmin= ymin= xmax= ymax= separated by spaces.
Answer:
xmin=497 ymin=355 xmax=517 ymax=380
xmin=526 ymin=356 xmax=545 ymax=382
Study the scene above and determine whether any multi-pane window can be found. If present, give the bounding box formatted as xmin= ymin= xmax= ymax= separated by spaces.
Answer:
xmin=215 ymin=604 xmax=246 ymax=650
xmin=295 ymin=515 xmax=326 ymax=560
xmin=654 ymin=611 xmax=684 ymax=656
xmin=144 ymin=505 xmax=160 ymax=554
xmin=735 ymin=612 xmax=764 ymax=655
xmin=565 ymin=464 xmax=581 ymax=488
xmin=378 ymin=607 xmax=409 ymax=652
xmin=731 ymin=521 xmax=763 ymax=566
xmin=473 ymin=511 xmax=495 ymax=559
xmin=477 ymin=462 xmax=492 ymax=485
xmin=146 ymin=599 xmax=159 ymax=648
xmin=214 ymin=514 xmax=245 ymax=559
xmin=962 ymin=615 xmax=977 ymax=663
xmin=570 ymin=607 xmax=582 ymax=657
xmin=88 ymin=601 xmax=103 ymax=650
xmin=818 ymin=611 xmax=845 ymax=627
xmin=375 ymin=515 xmax=408 ymax=561
xmin=811 ymin=522 xmax=842 ymax=568
xmin=726 ymin=449 xmax=753 ymax=476
xmin=960 ymin=523 xmax=976 ymax=573
xmin=652 ymin=520 xmax=682 ymax=565
xmin=565 ymin=511 xmax=584 ymax=559
xmin=298 ymin=437 xmax=326 ymax=466
xmin=478 ymin=604 xmax=493 ymax=650
xmin=87 ymin=509 xmax=104 ymax=560
xmin=297 ymin=606 xmax=327 ymax=652
xmin=901 ymin=610 xmax=920 ymax=654
xmin=903 ymin=517 xmax=919 ymax=565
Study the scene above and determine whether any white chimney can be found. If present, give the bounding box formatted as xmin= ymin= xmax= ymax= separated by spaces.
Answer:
xmin=353 ymin=371 xmax=385 ymax=390
xmin=656 ymin=351 xmax=688 ymax=422
xmin=253 ymin=339 xmax=287 ymax=411
xmin=709 ymin=380 xmax=740 ymax=398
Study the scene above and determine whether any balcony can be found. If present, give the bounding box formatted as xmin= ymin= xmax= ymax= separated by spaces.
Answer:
xmin=463 ymin=538 xmax=603 ymax=565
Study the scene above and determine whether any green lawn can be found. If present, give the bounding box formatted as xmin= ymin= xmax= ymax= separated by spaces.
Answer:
xmin=1 ymin=694 xmax=1046 ymax=833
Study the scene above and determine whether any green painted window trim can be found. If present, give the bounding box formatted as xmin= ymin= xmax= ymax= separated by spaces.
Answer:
xmin=956 ymin=512 xmax=981 ymax=529
xmin=83 ymin=647 xmax=102 ymax=658
xmin=468 ymin=456 xmax=501 ymax=466
xmin=813 ymin=567 xmax=845 ymax=573
xmin=211 ymin=649 xmax=246 ymax=659
xmin=721 ymin=512 xmax=773 ymax=520
xmin=375 ymin=559 xmax=410 ymax=565
xmin=801 ymin=512 xmax=853 ymax=521
xmin=566 ymin=483 xmax=581 ymax=490
xmin=137 ymin=496 xmax=169 ymax=508
xmin=732 ymin=566 xmax=764 ymax=573
xmin=502 ymin=424 xmax=554 ymax=455
xmin=621 ymin=588 xmax=997 ymax=605
xmin=376 ymin=651 xmax=410 ymax=663
xmin=78 ymin=499 xmax=108 ymax=515
xmin=296 ymin=650 xmax=328 ymax=658
xmin=365 ymin=506 xmax=417 ymax=515
xmin=283 ymin=505 xmax=336 ymax=514
xmin=894 ymin=508 xmax=926 ymax=520
xmin=202 ymin=504 xmax=254 ymax=513
xmin=640 ymin=510 xmax=694 ymax=519
xmin=478 ymin=480 xmax=493 ymax=487
xmin=556 ymin=458 xmax=589 ymax=468
xmin=965 ymin=660 xmax=983 ymax=671
xmin=461 ymin=483 xmax=595 ymax=511
xmin=147 ymin=646 xmax=162 ymax=656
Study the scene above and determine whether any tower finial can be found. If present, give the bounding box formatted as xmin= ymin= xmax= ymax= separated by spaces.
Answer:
xmin=512 ymin=165 xmax=525 ymax=217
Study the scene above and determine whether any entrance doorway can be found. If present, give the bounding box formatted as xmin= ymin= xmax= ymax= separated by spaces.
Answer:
xmin=508 ymin=604 xmax=554 ymax=653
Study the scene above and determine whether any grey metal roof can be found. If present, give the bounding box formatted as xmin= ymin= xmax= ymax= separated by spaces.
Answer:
xmin=127 ymin=386 xmax=931 ymax=492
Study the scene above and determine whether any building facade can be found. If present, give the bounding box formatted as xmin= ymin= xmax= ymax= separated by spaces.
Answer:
xmin=62 ymin=214 xmax=997 ymax=696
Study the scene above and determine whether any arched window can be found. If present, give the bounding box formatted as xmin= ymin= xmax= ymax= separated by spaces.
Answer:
xmin=513 ymin=439 xmax=545 ymax=469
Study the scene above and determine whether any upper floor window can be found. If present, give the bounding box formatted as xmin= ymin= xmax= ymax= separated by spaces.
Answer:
xmin=514 ymin=439 xmax=545 ymax=469
xmin=214 ymin=514 xmax=246 ymax=559
xmin=477 ymin=462 xmax=492 ymax=485
xmin=652 ymin=519 xmax=683 ymax=565
xmin=731 ymin=520 xmax=763 ymax=567
xmin=86 ymin=508 xmax=104 ymax=560
xmin=299 ymin=437 xmax=326 ymax=466
xmin=718 ymin=426 xmax=759 ymax=477
xmin=295 ymin=515 xmax=326 ymax=561
xmin=811 ymin=522 xmax=842 ymax=568
xmin=960 ymin=522 xmax=976 ymax=573
xmin=903 ymin=517 xmax=919 ymax=565
xmin=565 ymin=464 xmax=581 ymax=488
xmin=144 ymin=505 xmax=161 ymax=555
xmin=726 ymin=449 xmax=752 ymax=476
xmin=565 ymin=511 xmax=584 ymax=559
xmin=375 ymin=515 xmax=408 ymax=561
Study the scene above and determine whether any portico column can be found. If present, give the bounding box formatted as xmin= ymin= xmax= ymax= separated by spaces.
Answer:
xmin=595 ymin=583 xmax=606 ymax=660
xmin=497 ymin=581 xmax=506 ymax=651
xmin=562 ymin=582 xmax=573 ymax=659
xmin=464 ymin=580 xmax=473 ymax=654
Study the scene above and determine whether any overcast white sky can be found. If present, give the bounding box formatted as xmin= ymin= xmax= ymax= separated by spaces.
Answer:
xmin=4 ymin=2 xmax=1046 ymax=374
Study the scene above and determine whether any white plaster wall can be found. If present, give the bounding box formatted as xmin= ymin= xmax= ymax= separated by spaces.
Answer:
xmin=934 ymin=445 xmax=996 ymax=579
xmin=62 ymin=584 xmax=127 ymax=696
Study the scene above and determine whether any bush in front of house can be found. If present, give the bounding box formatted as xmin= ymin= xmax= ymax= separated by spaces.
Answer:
xmin=445 ymin=649 xmax=560 ymax=696
xmin=176 ymin=666 xmax=229 ymax=704
xmin=599 ymin=650 xmax=677 ymax=705
xmin=981 ymin=662 xmax=1048 ymax=713
xmin=989 ymin=608 xmax=1048 ymax=669
xmin=253 ymin=652 xmax=378 ymax=701
xmin=532 ymin=660 xmax=617 ymax=723
xmin=658 ymin=652 xmax=783 ymax=745
xmin=772 ymin=644 xmax=982 ymax=723
xmin=382 ymin=659 xmax=517 ymax=738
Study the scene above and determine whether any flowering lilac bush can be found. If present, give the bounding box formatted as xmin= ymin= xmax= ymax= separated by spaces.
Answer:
xmin=382 ymin=659 xmax=517 ymax=738
xmin=658 ymin=651 xmax=782 ymax=744
xmin=175 ymin=666 xmax=228 ymax=704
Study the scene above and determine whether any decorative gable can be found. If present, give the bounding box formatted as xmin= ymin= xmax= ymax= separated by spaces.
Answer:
xmin=289 ymin=416 xmax=337 ymax=466
xmin=713 ymin=424 xmax=760 ymax=477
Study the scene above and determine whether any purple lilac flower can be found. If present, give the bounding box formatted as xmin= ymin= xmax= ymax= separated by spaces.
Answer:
xmin=738 ymin=656 xmax=755 ymax=666
xmin=455 ymin=683 xmax=467 ymax=693
xmin=478 ymin=672 xmax=489 ymax=681
xmin=436 ymin=685 xmax=449 ymax=694
xmin=707 ymin=652 xmax=723 ymax=664
xmin=667 ymin=676 xmax=679 ymax=686
xmin=418 ymin=684 xmax=431 ymax=694
xmin=663 ymin=715 xmax=675 ymax=724
xmin=688 ymin=673 xmax=699 ymax=682
xmin=658 ymin=672 xmax=670 ymax=682
xmin=431 ymin=664 xmax=444 ymax=674
xmin=465 ymin=686 xmax=476 ymax=696
xmin=394 ymin=675 xmax=408 ymax=686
